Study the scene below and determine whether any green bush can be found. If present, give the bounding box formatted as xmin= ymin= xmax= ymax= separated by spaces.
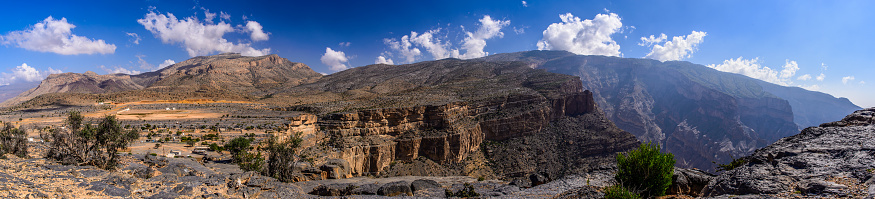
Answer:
xmin=445 ymin=183 xmax=479 ymax=198
xmin=615 ymin=142 xmax=675 ymax=198
xmin=715 ymin=156 xmax=748 ymax=172
xmin=264 ymin=132 xmax=303 ymax=182
xmin=0 ymin=123 xmax=27 ymax=158
xmin=604 ymin=184 xmax=640 ymax=199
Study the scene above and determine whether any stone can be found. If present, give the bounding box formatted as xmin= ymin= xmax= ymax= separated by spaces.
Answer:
xmin=668 ymin=167 xmax=715 ymax=196
xmin=377 ymin=181 xmax=412 ymax=196
xmin=410 ymin=179 xmax=441 ymax=192
xmin=529 ymin=173 xmax=550 ymax=187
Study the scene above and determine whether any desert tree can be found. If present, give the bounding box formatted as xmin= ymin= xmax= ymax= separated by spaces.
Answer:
xmin=44 ymin=111 xmax=138 ymax=170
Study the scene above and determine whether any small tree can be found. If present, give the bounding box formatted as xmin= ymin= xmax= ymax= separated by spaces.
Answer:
xmin=615 ymin=142 xmax=675 ymax=198
xmin=264 ymin=132 xmax=303 ymax=181
xmin=224 ymin=137 xmax=252 ymax=158
xmin=0 ymin=123 xmax=27 ymax=158
xmin=44 ymin=111 xmax=138 ymax=170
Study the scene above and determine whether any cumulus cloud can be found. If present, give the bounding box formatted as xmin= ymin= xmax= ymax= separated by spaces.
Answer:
xmin=640 ymin=31 xmax=707 ymax=61
xmin=0 ymin=16 xmax=116 ymax=55
xmin=536 ymin=13 xmax=623 ymax=56
xmin=522 ymin=1 xmax=528 ymax=7
xmin=816 ymin=73 xmax=825 ymax=81
xmin=126 ymin=32 xmax=141 ymax=45
xmin=375 ymin=56 xmax=394 ymax=65
xmin=158 ymin=59 xmax=176 ymax=69
xmin=381 ymin=15 xmax=509 ymax=63
xmin=842 ymin=76 xmax=855 ymax=84
xmin=383 ymin=36 xmax=422 ymax=64
xmin=458 ymin=15 xmax=510 ymax=59
xmin=797 ymin=74 xmax=812 ymax=81
xmin=706 ymin=57 xmax=801 ymax=86
xmin=0 ymin=63 xmax=62 ymax=85
xmin=245 ymin=21 xmax=269 ymax=41
xmin=203 ymin=9 xmax=217 ymax=23
xmin=321 ymin=47 xmax=349 ymax=71
xmin=137 ymin=10 xmax=270 ymax=57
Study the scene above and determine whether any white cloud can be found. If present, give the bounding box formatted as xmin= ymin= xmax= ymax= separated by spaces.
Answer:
xmin=339 ymin=42 xmax=350 ymax=47
xmin=779 ymin=59 xmax=799 ymax=79
xmin=797 ymin=74 xmax=812 ymax=81
xmin=100 ymin=65 xmax=141 ymax=75
xmin=860 ymin=81 xmax=866 ymax=85
xmin=381 ymin=15 xmax=509 ymax=63
xmin=321 ymin=47 xmax=349 ymax=71
xmin=126 ymin=32 xmax=141 ymax=45
xmin=203 ymin=8 xmax=216 ymax=23
xmin=0 ymin=63 xmax=62 ymax=85
xmin=816 ymin=73 xmax=825 ymax=81
xmin=220 ymin=12 xmax=231 ymax=21
xmin=383 ymin=36 xmax=422 ymax=64
xmin=706 ymin=57 xmax=801 ymax=86
xmin=375 ymin=56 xmax=394 ymax=65
xmin=640 ymin=31 xmax=707 ymax=61
xmin=410 ymin=29 xmax=455 ymax=60
xmin=245 ymin=21 xmax=269 ymax=41
xmin=513 ymin=26 xmax=526 ymax=34
xmin=0 ymin=16 xmax=116 ymax=55
xmin=137 ymin=11 xmax=270 ymax=57
xmin=458 ymin=15 xmax=510 ymax=59
xmin=522 ymin=1 xmax=528 ymax=7
xmin=842 ymin=76 xmax=855 ymax=84
xmin=536 ymin=13 xmax=623 ymax=56
xmin=639 ymin=34 xmax=667 ymax=46
xmin=158 ymin=59 xmax=176 ymax=69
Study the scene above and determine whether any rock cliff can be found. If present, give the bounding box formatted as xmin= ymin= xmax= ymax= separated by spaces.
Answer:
xmin=703 ymin=107 xmax=875 ymax=198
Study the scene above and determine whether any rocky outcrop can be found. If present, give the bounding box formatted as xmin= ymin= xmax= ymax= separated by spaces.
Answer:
xmin=669 ymin=168 xmax=715 ymax=196
xmin=702 ymin=107 xmax=875 ymax=198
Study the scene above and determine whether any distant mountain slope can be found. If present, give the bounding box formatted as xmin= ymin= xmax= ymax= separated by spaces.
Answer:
xmin=480 ymin=50 xmax=859 ymax=171
xmin=756 ymin=82 xmax=860 ymax=129
xmin=146 ymin=53 xmax=322 ymax=95
xmin=0 ymin=82 xmax=39 ymax=104
xmin=0 ymin=53 xmax=322 ymax=108
xmin=0 ymin=72 xmax=144 ymax=107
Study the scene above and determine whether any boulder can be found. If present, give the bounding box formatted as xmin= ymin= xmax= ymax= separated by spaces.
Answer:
xmin=668 ymin=167 xmax=715 ymax=196
xmin=377 ymin=181 xmax=412 ymax=196
xmin=411 ymin=179 xmax=441 ymax=192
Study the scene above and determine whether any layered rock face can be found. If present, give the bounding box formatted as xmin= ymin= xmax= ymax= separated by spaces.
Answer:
xmin=480 ymin=50 xmax=844 ymax=172
xmin=703 ymin=107 xmax=875 ymax=197
xmin=295 ymin=88 xmax=599 ymax=177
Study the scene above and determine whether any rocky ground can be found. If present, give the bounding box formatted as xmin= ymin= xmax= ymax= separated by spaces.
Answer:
xmin=702 ymin=108 xmax=875 ymax=198
xmin=0 ymin=152 xmax=634 ymax=198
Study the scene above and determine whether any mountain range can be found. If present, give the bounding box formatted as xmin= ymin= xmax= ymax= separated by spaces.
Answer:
xmin=0 ymin=51 xmax=860 ymax=173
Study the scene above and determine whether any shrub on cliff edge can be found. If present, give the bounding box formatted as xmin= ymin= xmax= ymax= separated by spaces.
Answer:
xmin=615 ymin=142 xmax=675 ymax=198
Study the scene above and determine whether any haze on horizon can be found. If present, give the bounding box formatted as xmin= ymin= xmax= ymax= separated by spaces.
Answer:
xmin=0 ymin=0 xmax=872 ymax=107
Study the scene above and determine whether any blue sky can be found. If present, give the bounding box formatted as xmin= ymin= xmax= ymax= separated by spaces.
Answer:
xmin=0 ymin=0 xmax=873 ymax=107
